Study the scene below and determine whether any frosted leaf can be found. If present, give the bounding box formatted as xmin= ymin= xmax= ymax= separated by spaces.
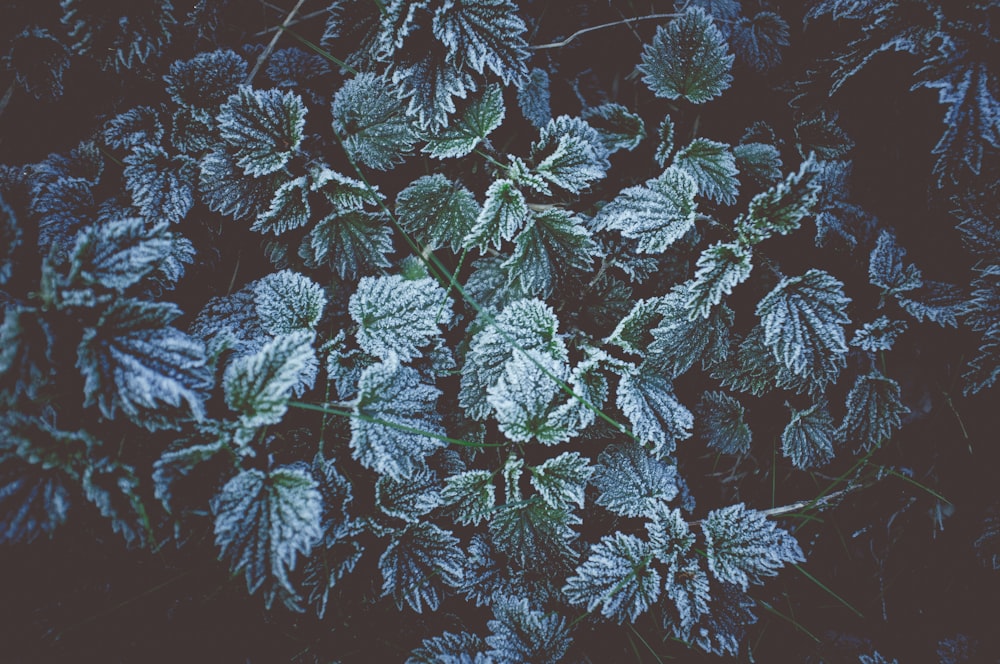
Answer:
xmin=198 ymin=148 xmax=281 ymax=221
xmin=606 ymin=297 xmax=664 ymax=356
xmin=897 ymin=281 xmax=965 ymax=327
xmin=376 ymin=467 xmax=441 ymax=522
xmin=530 ymin=119 xmax=608 ymax=194
xmin=252 ymin=175 xmax=310 ymax=235
xmin=686 ymin=241 xmax=753 ymax=319
xmin=164 ymin=49 xmax=246 ymax=109
xmin=675 ymin=138 xmax=739 ymax=205
xmin=77 ymin=299 xmax=212 ymax=430
xmin=564 ymin=532 xmax=660 ymax=622
xmin=839 ymin=371 xmax=908 ymax=451
xmin=487 ymin=349 xmax=572 ymax=444
xmin=516 ymin=67 xmax=551 ymax=127
xmin=103 ymin=106 xmax=163 ymax=150
xmin=379 ymin=521 xmax=464 ymax=612
xmin=407 ymin=631 xmax=488 ymax=664
xmin=68 ymin=217 xmax=175 ymax=291
xmin=733 ymin=142 xmax=782 ymax=188
xmin=332 ymin=72 xmax=420 ymax=170
xmin=485 ymin=597 xmax=571 ymax=664
xmin=396 ymin=174 xmax=480 ymax=252
xmin=459 ymin=298 xmax=566 ymax=420
xmin=431 ymin=0 xmax=529 ymax=83
xmin=592 ymin=443 xmax=679 ymax=518
xmin=502 ymin=209 xmax=600 ymax=297
xmin=582 ymin=103 xmax=646 ymax=153
xmin=253 ymin=270 xmax=326 ymax=335
xmin=851 ymin=317 xmax=908 ymax=352
xmin=223 ymin=330 xmax=316 ymax=433
xmin=592 ymin=166 xmax=698 ymax=254
xmin=389 ymin=47 xmax=476 ymax=130
xmin=638 ymin=7 xmax=734 ymax=103
xmin=211 ymin=464 xmax=322 ymax=603
xmin=649 ymin=283 xmax=733 ymax=378
xmin=869 ymin=230 xmax=922 ymax=295
xmin=654 ymin=115 xmax=676 ymax=167
xmin=738 ymin=155 xmax=820 ymax=243
xmin=756 ymin=269 xmax=851 ymax=379
xmin=529 ymin=451 xmax=592 ymax=510
xmin=349 ymin=274 xmax=450 ymax=362
xmin=617 ymin=366 xmax=693 ymax=457
xmin=645 ymin=504 xmax=695 ymax=568
xmin=424 ymin=83 xmax=505 ymax=159
xmin=217 ymin=86 xmax=307 ymax=177
xmin=442 ymin=469 xmax=495 ymax=526
xmin=309 ymin=164 xmax=385 ymax=212
xmin=702 ymin=503 xmax=804 ymax=590
xmin=781 ymin=400 xmax=836 ymax=469
xmin=696 ymin=391 xmax=752 ymax=455
xmin=349 ymin=356 xmax=446 ymax=480
xmin=300 ymin=209 xmax=393 ymax=279
xmin=463 ymin=179 xmax=528 ymax=251
xmin=731 ymin=11 xmax=790 ymax=73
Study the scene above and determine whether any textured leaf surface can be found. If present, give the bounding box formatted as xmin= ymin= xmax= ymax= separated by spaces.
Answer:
xmin=486 ymin=597 xmax=571 ymax=664
xmin=686 ymin=241 xmax=753 ymax=319
xmin=379 ymin=522 xmax=464 ymax=612
xmin=218 ymin=87 xmax=306 ymax=177
xmin=464 ymin=179 xmax=528 ymax=250
xmin=333 ymin=72 xmax=420 ymax=170
xmin=212 ymin=464 xmax=322 ymax=601
xmin=839 ymin=371 xmax=908 ymax=450
xmin=564 ymin=532 xmax=660 ymax=622
xmin=639 ymin=7 xmax=734 ymax=103
xmin=592 ymin=443 xmax=679 ymax=518
xmin=349 ymin=275 xmax=450 ymax=362
xmin=350 ymin=356 xmax=446 ymax=480
xmin=675 ymin=138 xmax=739 ymax=205
xmin=617 ymin=368 xmax=693 ymax=457
xmin=702 ymin=503 xmax=804 ymax=590
xmin=782 ymin=400 xmax=836 ymax=469
xmin=424 ymin=84 xmax=505 ymax=159
xmin=396 ymin=174 xmax=480 ymax=251
xmin=696 ymin=391 xmax=752 ymax=455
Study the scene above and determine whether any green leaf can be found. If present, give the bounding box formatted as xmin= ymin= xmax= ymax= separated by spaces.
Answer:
xmin=756 ymin=269 xmax=851 ymax=380
xmin=733 ymin=142 xmax=783 ymax=187
xmin=675 ymin=138 xmax=739 ymax=205
xmin=218 ymin=86 xmax=306 ymax=177
xmin=349 ymin=356 xmax=446 ymax=480
xmin=333 ymin=72 xmax=420 ymax=170
xmin=349 ymin=274 xmax=450 ymax=362
xmin=592 ymin=443 xmax=679 ymax=518
xmin=530 ymin=116 xmax=608 ymax=194
xmin=253 ymin=270 xmax=326 ymax=335
xmin=654 ymin=115 xmax=676 ymax=167
xmin=442 ymin=469 xmax=496 ymax=526
xmin=617 ymin=366 xmax=693 ymax=457
xmin=503 ymin=209 xmax=600 ymax=297
xmin=529 ymin=451 xmax=593 ymax=509
xmin=781 ymin=400 xmax=836 ymax=469
xmin=686 ymin=241 xmax=753 ymax=320
xmin=645 ymin=504 xmax=695 ymax=568
xmin=309 ymin=165 xmax=385 ymax=212
xmin=593 ymin=166 xmax=698 ymax=254
xmin=424 ymin=83 xmax=505 ymax=159
xmin=463 ymin=179 xmax=528 ymax=251
xmin=738 ymin=156 xmax=820 ymax=243
xmin=649 ymin=283 xmax=734 ymax=377
xmin=300 ymin=209 xmax=393 ymax=279
xmin=839 ymin=371 xmax=908 ymax=451
xmin=252 ymin=175 xmax=310 ymax=235
xmin=460 ymin=298 xmax=567 ymax=420
xmin=606 ymin=297 xmax=664 ymax=356
xmin=639 ymin=7 xmax=734 ymax=103
xmin=431 ymin=0 xmax=530 ymax=83
xmin=396 ymin=174 xmax=480 ymax=252
xmin=488 ymin=498 xmax=578 ymax=569
xmin=702 ymin=503 xmax=804 ymax=591
xmin=696 ymin=391 xmax=752 ymax=455
xmin=564 ymin=532 xmax=659 ymax=622
xmin=223 ymin=330 xmax=316 ymax=434
xmin=212 ymin=464 xmax=322 ymax=604
xmin=376 ymin=467 xmax=442 ymax=522
xmin=487 ymin=349 xmax=572 ymax=444
xmin=379 ymin=521 xmax=464 ymax=612
xmin=582 ymin=103 xmax=646 ymax=153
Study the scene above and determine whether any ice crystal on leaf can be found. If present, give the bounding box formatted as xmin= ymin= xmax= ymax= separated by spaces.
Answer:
xmin=217 ymin=87 xmax=307 ymax=177
xmin=702 ymin=503 xmax=804 ymax=591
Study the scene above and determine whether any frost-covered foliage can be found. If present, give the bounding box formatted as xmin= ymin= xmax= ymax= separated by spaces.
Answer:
xmin=0 ymin=1 xmax=994 ymax=661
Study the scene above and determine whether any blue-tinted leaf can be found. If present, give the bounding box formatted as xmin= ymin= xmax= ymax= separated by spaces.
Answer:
xmin=349 ymin=274 xmax=450 ymax=362
xmin=431 ymin=0 xmax=529 ymax=83
xmin=301 ymin=209 xmax=393 ymax=279
xmin=639 ymin=7 xmax=734 ymax=103
xmin=839 ymin=371 xmax=908 ymax=450
xmin=675 ymin=138 xmax=739 ymax=205
xmin=442 ymin=469 xmax=496 ymax=526
xmin=617 ymin=367 xmax=693 ymax=457
xmin=218 ymin=87 xmax=307 ymax=177
xmin=592 ymin=443 xmax=679 ymax=518
xmin=529 ymin=452 xmax=592 ymax=510
xmin=702 ymin=503 xmax=804 ymax=590
xmin=164 ymin=49 xmax=247 ymax=109
xmin=503 ymin=209 xmax=600 ymax=297
xmin=123 ymin=144 xmax=195 ymax=224
xmin=464 ymin=179 xmax=528 ymax=251
xmin=516 ymin=67 xmax=551 ymax=128
xmin=69 ymin=217 xmax=176 ymax=291
xmin=582 ymin=103 xmax=646 ymax=153
xmin=333 ymin=72 xmax=420 ymax=170
xmin=781 ymin=400 xmax=836 ymax=469
xmin=254 ymin=270 xmax=326 ymax=335
xmin=212 ymin=464 xmax=322 ymax=602
xmin=686 ymin=241 xmax=753 ymax=319
xmin=379 ymin=521 xmax=464 ymax=612
xmin=696 ymin=391 xmax=752 ymax=455
xmin=731 ymin=11 xmax=790 ymax=73
xmin=486 ymin=597 xmax=571 ymax=664
xmin=564 ymin=532 xmax=660 ymax=622
xmin=376 ymin=467 xmax=442 ymax=522
xmin=252 ymin=175 xmax=310 ymax=235
xmin=424 ymin=84 xmax=505 ymax=159
xmin=396 ymin=174 xmax=480 ymax=252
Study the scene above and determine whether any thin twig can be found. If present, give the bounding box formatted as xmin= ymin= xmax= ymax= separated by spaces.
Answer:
xmin=254 ymin=8 xmax=330 ymax=36
xmin=530 ymin=13 xmax=682 ymax=50
xmin=246 ymin=0 xmax=309 ymax=84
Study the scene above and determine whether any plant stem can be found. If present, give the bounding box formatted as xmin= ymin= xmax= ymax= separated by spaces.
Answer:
xmin=246 ymin=0 xmax=309 ymax=84
xmin=530 ymin=13 xmax=682 ymax=50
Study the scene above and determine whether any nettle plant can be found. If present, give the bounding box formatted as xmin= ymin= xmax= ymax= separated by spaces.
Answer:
xmin=0 ymin=0 xmax=993 ymax=660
